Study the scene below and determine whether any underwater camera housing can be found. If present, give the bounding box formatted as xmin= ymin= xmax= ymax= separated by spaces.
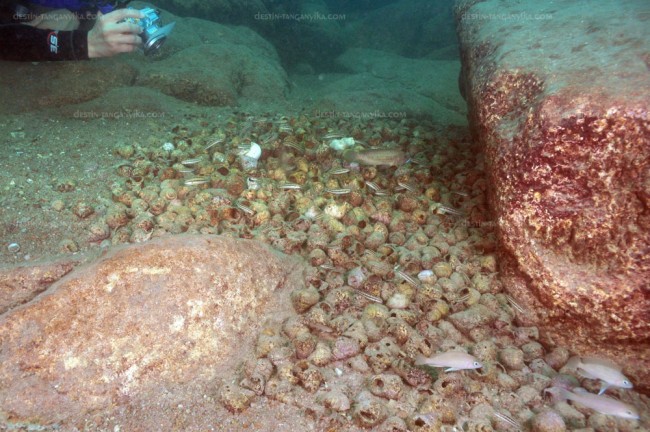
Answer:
xmin=125 ymin=7 xmax=175 ymax=55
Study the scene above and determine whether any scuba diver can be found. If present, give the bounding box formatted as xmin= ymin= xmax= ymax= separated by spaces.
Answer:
xmin=0 ymin=1 xmax=145 ymax=61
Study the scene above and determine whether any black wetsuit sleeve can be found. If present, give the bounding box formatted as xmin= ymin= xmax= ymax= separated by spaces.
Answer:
xmin=0 ymin=24 xmax=89 ymax=61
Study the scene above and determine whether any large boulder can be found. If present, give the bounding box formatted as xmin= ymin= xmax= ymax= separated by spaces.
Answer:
xmin=152 ymin=0 xmax=346 ymax=70
xmin=295 ymin=48 xmax=467 ymax=123
xmin=0 ymin=235 xmax=305 ymax=429
xmin=0 ymin=258 xmax=78 ymax=315
xmin=133 ymin=11 xmax=288 ymax=107
xmin=455 ymin=0 xmax=650 ymax=391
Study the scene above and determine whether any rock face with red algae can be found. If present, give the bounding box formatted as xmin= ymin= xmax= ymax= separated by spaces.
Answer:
xmin=0 ymin=235 xmax=305 ymax=429
xmin=0 ymin=258 xmax=79 ymax=315
xmin=455 ymin=0 xmax=650 ymax=390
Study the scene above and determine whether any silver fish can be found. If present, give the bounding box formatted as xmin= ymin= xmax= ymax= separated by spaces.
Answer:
xmin=505 ymin=294 xmax=525 ymax=315
xmin=492 ymin=411 xmax=521 ymax=429
xmin=184 ymin=177 xmax=210 ymax=186
xmin=181 ymin=157 xmax=202 ymax=166
xmin=545 ymin=387 xmax=639 ymax=419
xmin=279 ymin=183 xmax=302 ymax=190
xmin=325 ymin=188 xmax=351 ymax=195
xmin=452 ymin=294 xmax=471 ymax=305
xmin=415 ymin=351 xmax=483 ymax=372
xmin=328 ymin=167 xmax=350 ymax=175
xmin=261 ymin=132 xmax=279 ymax=145
xmin=319 ymin=264 xmax=345 ymax=273
xmin=343 ymin=148 xmax=407 ymax=167
xmin=354 ymin=289 xmax=383 ymax=304
xmin=436 ymin=205 xmax=465 ymax=216
xmin=235 ymin=202 xmax=255 ymax=215
xmin=396 ymin=181 xmax=417 ymax=193
xmin=394 ymin=266 xmax=421 ymax=289
xmin=566 ymin=356 xmax=633 ymax=394
xmin=364 ymin=181 xmax=381 ymax=191
xmin=282 ymin=141 xmax=304 ymax=152
xmin=204 ymin=138 xmax=223 ymax=150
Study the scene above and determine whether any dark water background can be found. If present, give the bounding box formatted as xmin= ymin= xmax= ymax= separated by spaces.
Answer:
xmin=153 ymin=0 xmax=458 ymax=72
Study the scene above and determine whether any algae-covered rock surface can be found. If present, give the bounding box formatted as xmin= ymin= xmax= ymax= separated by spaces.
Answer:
xmin=455 ymin=0 xmax=650 ymax=390
xmin=0 ymin=235 xmax=305 ymax=429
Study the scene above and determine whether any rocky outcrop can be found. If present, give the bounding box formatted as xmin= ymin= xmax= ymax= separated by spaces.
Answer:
xmin=0 ymin=258 xmax=79 ymax=315
xmin=133 ymin=14 xmax=288 ymax=107
xmin=0 ymin=235 xmax=305 ymax=429
xmin=455 ymin=0 xmax=650 ymax=390
xmin=338 ymin=48 xmax=466 ymax=120
xmin=295 ymin=48 xmax=467 ymax=124
xmin=152 ymin=0 xmax=346 ymax=70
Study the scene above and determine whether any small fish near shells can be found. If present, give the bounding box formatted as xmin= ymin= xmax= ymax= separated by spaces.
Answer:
xmin=393 ymin=265 xmax=421 ymax=289
xmin=180 ymin=157 xmax=203 ymax=166
xmin=566 ymin=356 xmax=633 ymax=394
xmin=364 ymin=181 xmax=381 ymax=192
xmin=328 ymin=167 xmax=350 ymax=175
xmin=545 ymin=387 xmax=639 ymax=420
xmin=204 ymin=138 xmax=224 ymax=150
xmin=235 ymin=202 xmax=255 ymax=216
xmin=184 ymin=176 xmax=210 ymax=186
xmin=279 ymin=183 xmax=302 ymax=190
xmin=395 ymin=181 xmax=417 ymax=193
xmin=342 ymin=148 xmax=408 ymax=167
xmin=324 ymin=188 xmax=351 ymax=195
xmin=492 ymin=411 xmax=521 ymax=430
xmin=415 ymin=351 xmax=483 ymax=372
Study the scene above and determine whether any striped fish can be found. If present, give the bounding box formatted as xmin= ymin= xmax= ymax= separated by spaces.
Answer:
xmin=396 ymin=181 xmax=417 ymax=193
xmin=181 ymin=157 xmax=202 ymax=166
xmin=184 ymin=177 xmax=210 ymax=186
xmin=325 ymin=188 xmax=351 ymax=195
xmin=235 ymin=202 xmax=255 ymax=215
xmin=279 ymin=183 xmax=302 ymax=190
xmin=204 ymin=138 xmax=224 ymax=150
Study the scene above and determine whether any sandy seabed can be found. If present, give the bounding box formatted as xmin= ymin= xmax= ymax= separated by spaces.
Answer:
xmin=0 ymin=95 xmax=648 ymax=431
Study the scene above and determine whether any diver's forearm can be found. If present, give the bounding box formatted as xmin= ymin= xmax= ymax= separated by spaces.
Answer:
xmin=0 ymin=24 xmax=89 ymax=61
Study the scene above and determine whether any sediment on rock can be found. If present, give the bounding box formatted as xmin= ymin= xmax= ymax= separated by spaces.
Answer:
xmin=0 ymin=235 xmax=304 ymax=428
xmin=455 ymin=0 xmax=650 ymax=391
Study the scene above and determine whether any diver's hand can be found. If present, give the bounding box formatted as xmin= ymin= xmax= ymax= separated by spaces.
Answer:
xmin=27 ymin=8 xmax=79 ymax=31
xmin=87 ymin=9 xmax=144 ymax=59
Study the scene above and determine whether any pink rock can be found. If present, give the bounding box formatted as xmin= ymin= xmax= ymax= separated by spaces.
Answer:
xmin=0 ymin=235 xmax=304 ymax=428
xmin=0 ymin=258 xmax=78 ymax=314
xmin=456 ymin=0 xmax=650 ymax=391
